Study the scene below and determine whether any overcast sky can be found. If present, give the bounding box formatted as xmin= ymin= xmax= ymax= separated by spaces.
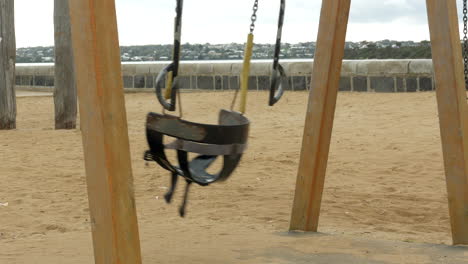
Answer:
xmin=13 ymin=0 xmax=467 ymax=48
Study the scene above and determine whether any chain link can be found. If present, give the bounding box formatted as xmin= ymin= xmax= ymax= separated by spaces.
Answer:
xmin=463 ymin=0 xmax=468 ymax=89
xmin=250 ymin=0 xmax=259 ymax=33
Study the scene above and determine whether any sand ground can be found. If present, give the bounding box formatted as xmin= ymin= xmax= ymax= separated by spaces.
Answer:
xmin=1 ymin=91 xmax=467 ymax=263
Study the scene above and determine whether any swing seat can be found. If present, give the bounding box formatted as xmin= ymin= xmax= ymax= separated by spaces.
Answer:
xmin=144 ymin=110 xmax=249 ymax=216
xmin=144 ymin=109 xmax=249 ymax=200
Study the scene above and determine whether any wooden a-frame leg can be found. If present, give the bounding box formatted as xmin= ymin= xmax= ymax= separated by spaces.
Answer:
xmin=426 ymin=0 xmax=468 ymax=245
xmin=68 ymin=0 xmax=143 ymax=262
xmin=289 ymin=0 xmax=351 ymax=231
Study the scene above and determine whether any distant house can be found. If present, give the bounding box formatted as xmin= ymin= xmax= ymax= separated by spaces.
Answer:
xmin=42 ymin=57 xmax=54 ymax=62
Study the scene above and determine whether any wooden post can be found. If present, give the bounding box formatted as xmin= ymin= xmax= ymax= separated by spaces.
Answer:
xmin=426 ymin=0 xmax=468 ymax=245
xmin=0 ymin=0 xmax=16 ymax=129
xmin=289 ymin=0 xmax=351 ymax=232
xmin=54 ymin=0 xmax=77 ymax=129
xmin=68 ymin=0 xmax=143 ymax=262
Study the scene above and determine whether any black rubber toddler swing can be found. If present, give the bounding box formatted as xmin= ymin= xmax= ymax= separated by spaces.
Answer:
xmin=144 ymin=0 xmax=287 ymax=217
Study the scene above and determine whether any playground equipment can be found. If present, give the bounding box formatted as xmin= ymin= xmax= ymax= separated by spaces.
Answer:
xmin=65 ymin=0 xmax=468 ymax=263
xmin=143 ymin=0 xmax=286 ymax=216
xmin=289 ymin=0 xmax=468 ymax=245
xmin=269 ymin=0 xmax=286 ymax=106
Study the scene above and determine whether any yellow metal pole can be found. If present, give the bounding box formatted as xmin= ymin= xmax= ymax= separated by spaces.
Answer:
xmin=240 ymin=33 xmax=254 ymax=114
xmin=164 ymin=71 xmax=173 ymax=100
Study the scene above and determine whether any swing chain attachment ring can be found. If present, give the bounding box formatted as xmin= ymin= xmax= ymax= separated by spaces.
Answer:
xmin=154 ymin=0 xmax=183 ymax=112
xmin=155 ymin=63 xmax=178 ymax=112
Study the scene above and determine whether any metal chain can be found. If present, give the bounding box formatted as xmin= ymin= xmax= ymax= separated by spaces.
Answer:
xmin=463 ymin=0 xmax=468 ymax=89
xmin=250 ymin=0 xmax=259 ymax=33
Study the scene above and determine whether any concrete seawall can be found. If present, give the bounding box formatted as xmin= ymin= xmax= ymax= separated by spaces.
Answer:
xmin=15 ymin=59 xmax=435 ymax=92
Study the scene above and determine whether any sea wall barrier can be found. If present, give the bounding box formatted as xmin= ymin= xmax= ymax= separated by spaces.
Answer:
xmin=15 ymin=59 xmax=435 ymax=92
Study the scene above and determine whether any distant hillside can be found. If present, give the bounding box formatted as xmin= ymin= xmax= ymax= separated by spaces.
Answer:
xmin=16 ymin=40 xmax=433 ymax=63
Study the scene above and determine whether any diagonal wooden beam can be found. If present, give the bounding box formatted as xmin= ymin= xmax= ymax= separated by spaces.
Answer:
xmin=68 ymin=0 xmax=143 ymax=262
xmin=426 ymin=0 xmax=468 ymax=245
xmin=290 ymin=0 xmax=351 ymax=231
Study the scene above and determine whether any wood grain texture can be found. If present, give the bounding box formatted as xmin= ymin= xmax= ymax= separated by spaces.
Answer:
xmin=289 ymin=0 xmax=351 ymax=231
xmin=68 ymin=0 xmax=143 ymax=262
xmin=426 ymin=0 xmax=468 ymax=245
xmin=54 ymin=0 xmax=77 ymax=129
xmin=0 ymin=0 xmax=16 ymax=129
